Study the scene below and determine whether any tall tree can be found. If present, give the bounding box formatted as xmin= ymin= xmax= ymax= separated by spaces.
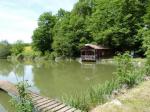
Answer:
xmin=53 ymin=0 xmax=94 ymax=57
xmin=88 ymin=0 xmax=148 ymax=53
xmin=32 ymin=12 xmax=56 ymax=54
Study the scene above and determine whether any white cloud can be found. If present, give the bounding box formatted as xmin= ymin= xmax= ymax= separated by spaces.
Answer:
xmin=0 ymin=0 xmax=78 ymax=43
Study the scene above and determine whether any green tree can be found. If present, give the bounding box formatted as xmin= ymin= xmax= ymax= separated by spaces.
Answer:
xmin=56 ymin=8 xmax=70 ymax=20
xmin=88 ymin=0 xmax=148 ymax=53
xmin=0 ymin=40 xmax=11 ymax=58
xmin=140 ymin=0 xmax=150 ymax=74
xmin=53 ymin=0 xmax=93 ymax=57
xmin=11 ymin=40 xmax=24 ymax=55
xmin=32 ymin=0 xmax=150 ymax=58
xmin=32 ymin=12 xmax=56 ymax=55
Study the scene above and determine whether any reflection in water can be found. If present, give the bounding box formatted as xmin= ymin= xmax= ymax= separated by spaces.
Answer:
xmin=0 ymin=91 xmax=14 ymax=112
xmin=0 ymin=59 xmax=116 ymax=112
xmin=0 ymin=59 xmax=13 ymax=76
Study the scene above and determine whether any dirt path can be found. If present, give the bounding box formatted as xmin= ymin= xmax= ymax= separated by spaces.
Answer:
xmin=91 ymin=80 xmax=150 ymax=112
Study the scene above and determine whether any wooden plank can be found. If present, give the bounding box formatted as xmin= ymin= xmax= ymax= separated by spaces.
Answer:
xmin=56 ymin=106 xmax=72 ymax=112
xmin=35 ymin=99 xmax=54 ymax=107
xmin=50 ymin=104 xmax=66 ymax=112
xmin=38 ymin=100 xmax=59 ymax=110
xmin=65 ymin=108 xmax=77 ymax=112
xmin=34 ymin=98 xmax=52 ymax=104
xmin=30 ymin=92 xmax=39 ymax=96
xmin=31 ymin=93 xmax=39 ymax=97
xmin=31 ymin=95 xmax=38 ymax=98
xmin=74 ymin=110 xmax=82 ymax=112
xmin=41 ymin=102 xmax=62 ymax=112
xmin=32 ymin=95 xmax=42 ymax=99
xmin=32 ymin=96 xmax=43 ymax=101
xmin=30 ymin=92 xmax=40 ymax=98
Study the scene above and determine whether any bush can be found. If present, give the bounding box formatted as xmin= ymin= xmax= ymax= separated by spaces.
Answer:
xmin=11 ymin=40 xmax=24 ymax=55
xmin=145 ymin=50 xmax=150 ymax=75
xmin=10 ymin=81 xmax=35 ymax=112
xmin=115 ymin=52 xmax=144 ymax=88
xmin=0 ymin=41 xmax=11 ymax=58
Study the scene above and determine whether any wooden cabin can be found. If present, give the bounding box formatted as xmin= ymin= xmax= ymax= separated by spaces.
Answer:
xmin=81 ymin=44 xmax=111 ymax=61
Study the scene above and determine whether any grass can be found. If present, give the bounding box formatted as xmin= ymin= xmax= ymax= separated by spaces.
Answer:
xmin=62 ymin=80 xmax=121 ymax=111
xmin=24 ymin=46 xmax=32 ymax=52
xmin=91 ymin=80 xmax=150 ymax=112
xmin=23 ymin=46 xmax=34 ymax=56
xmin=89 ymin=80 xmax=120 ymax=105
xmin=21 ymin=46 xmax=41 ymax=60
xmin=63 ymin=94 xmax=89 ymax=111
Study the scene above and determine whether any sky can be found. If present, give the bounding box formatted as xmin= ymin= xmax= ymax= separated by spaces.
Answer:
xmin=0 ymin=0 xmax=78 ymax=43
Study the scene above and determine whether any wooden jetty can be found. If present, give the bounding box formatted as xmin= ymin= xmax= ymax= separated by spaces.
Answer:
xmin=0 ymin=80 xmax=81 ymax=112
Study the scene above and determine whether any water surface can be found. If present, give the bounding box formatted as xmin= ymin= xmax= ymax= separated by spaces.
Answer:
xmin=0 ymin=59 xmax=116 ymax=112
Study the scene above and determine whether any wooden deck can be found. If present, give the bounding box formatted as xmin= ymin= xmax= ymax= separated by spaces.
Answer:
xmin=0 ymin=80 xmax=81 ymax=112
xmin=81 ymin=55 xmax=96 ymax=61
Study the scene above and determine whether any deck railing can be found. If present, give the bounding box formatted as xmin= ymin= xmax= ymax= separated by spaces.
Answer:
xmin=81 ymin=55 xmax=96 ymax=61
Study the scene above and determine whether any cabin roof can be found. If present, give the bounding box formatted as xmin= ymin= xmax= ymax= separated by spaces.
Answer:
xmin=84 ymin=44 xmax=109 ymax=50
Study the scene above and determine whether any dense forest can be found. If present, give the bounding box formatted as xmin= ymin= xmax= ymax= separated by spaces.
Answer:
xmin=32 ymin=0 xmax=150 ymax=58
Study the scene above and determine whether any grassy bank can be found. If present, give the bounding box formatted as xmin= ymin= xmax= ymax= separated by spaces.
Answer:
xmin=62 ymin=53 xmax=148 ymax=111
xmin=92 ymin=79 xmax=150 ymax=112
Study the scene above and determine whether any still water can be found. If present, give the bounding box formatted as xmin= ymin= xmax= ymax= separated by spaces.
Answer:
xmin=0 ymin=59 xmax=116 ymax=112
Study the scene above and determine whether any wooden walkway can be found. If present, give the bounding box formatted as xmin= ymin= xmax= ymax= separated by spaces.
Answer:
xmin=0 ymin=80 xmax=81 ymax=112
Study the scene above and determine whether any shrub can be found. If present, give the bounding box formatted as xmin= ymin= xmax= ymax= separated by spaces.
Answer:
xmin=145 ymin=50 xmax=150 ymax=75
xmin=11 ymin=40 xmax=24 ymax=55
xmin=115 ymin=52 xmax=144 ymax=88
xmin=0 ymin=41 xmax=11 ymax=58
xmin=10 ymin=81 xmax=35 ymax=112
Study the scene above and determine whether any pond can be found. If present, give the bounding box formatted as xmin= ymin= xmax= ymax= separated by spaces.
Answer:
xmin=0 ymin=59 xmax=116 ymax=112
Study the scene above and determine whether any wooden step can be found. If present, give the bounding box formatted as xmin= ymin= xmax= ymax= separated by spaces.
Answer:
xmin=41 ymin=102 xmax=62 ymax=112
xmin=35 ymin=99 xmax=54 ymax=107
xmin=38 ymin=100 xmax=59 ymax=111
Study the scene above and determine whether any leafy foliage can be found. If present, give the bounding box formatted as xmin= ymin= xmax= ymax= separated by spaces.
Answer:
xmin=32 ymin=12 xmax=56 ymax=55
xmin=0 ymin=40 xmax=11 ymax=58
xmin=142 ymin=1 xmax=150 ymax=74
xmin=11 ymin=40 xmax=24 ymax=55
xmin=10 ymin=81 xmax=35 ymax=112
xmin=31 ymin=0 xmax=150 ymax=58
xmin=115 ymin=52 xmax=144 ymax=87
